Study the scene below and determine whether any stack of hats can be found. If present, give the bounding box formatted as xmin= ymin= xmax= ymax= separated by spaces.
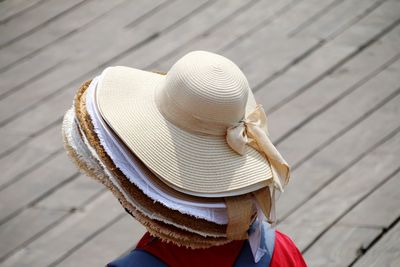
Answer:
xmin=61 ymin=51 xmax=290 ymax=254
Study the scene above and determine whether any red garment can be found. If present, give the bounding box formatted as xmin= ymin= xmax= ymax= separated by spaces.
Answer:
xmin=136 ymin=231 xmax=307 ymax=267
xmin=270 ymin=231 xmax=307 ymax=267
xmin=136 ymin=233 xmax=245 ymax=267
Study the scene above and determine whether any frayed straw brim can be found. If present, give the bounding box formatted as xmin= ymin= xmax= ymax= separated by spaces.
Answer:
xmin=75 ymin=83 xmax=226 ymax=236
xmin=67 ymin=80 xmax=230 ymax=248
xmin=62 ymin=111 xmax=229 ymax=248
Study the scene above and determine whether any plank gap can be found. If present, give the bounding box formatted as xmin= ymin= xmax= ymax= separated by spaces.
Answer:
xmin=301 ymin=165 xmax=400 ymax=254
xmin=0 ymin=0 xmax=90 ymax=50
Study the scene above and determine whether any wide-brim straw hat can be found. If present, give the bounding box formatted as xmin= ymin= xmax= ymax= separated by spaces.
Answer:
xmin=96 ymin=50 xmax=290 ymax=197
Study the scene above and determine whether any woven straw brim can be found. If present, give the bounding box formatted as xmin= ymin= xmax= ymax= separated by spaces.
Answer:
xmin=75 ymin=87 xmax=226 ymax=236
xmin=63 ymin=126 xmax=228 ymax=248
xmin=96 ymin=66 xmax=273 ymax=197
xmin=71 ymin=81 xmax=230 ymax=246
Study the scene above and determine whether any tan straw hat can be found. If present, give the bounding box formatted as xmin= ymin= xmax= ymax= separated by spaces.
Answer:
xmin=72 ymin=83 xmax=227 ymax=237
xmin=96 ymin=51 xmax=290 ymax=197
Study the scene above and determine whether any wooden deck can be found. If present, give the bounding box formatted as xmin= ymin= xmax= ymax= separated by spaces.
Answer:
xmin=0 ymin=0 xmax=399 ymax=266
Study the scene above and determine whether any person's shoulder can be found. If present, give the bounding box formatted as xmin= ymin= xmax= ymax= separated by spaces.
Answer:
xmin=270 ymin=230 xmax=307 ymax=267
xmin=106 ymin=249 xmax=167 ymax=267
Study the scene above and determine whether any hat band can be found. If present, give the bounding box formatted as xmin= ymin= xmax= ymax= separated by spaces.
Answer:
xmin=155 ymin=83 xmax=232 ymax=136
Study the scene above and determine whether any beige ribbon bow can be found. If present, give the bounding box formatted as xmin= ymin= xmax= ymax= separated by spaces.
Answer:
xmin=226 ymin=104 xmax=290 ymax=191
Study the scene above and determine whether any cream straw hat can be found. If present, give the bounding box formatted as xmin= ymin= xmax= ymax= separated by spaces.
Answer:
xmin=96 ymin=51 xmax=290 ymax=197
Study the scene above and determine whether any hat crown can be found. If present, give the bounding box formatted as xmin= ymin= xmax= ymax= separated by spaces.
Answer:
xmin=161 ymin=51 xmax=250 ymax=125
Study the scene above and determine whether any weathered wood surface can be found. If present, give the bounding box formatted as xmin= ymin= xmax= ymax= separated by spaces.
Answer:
xmin=352 ymin=216 xmax=400 ymax=267
xmin=0 ymin=0 xmax=399 ymax=266
xmin=304 ymin=170 xmax=400 ymax=266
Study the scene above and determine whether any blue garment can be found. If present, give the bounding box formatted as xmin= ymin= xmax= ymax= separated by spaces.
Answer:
xmin=107 ymin=249 xmax=167 ymax=267
xmin=108 ymin=222 xmax=275 ymax=267
xmin=237 ymin=221 xmax=275 ymax=266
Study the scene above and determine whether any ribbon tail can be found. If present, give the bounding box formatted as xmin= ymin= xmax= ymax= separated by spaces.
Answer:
xmin=269 ymin=184 xmax=277 ymax=226
xmin=225 ymin=194 xmax=253 ymax=240
xmin=252 ymin=187 xmax=272 ymax=221
xmin=247 ymin=124 xmax=290 ymax=190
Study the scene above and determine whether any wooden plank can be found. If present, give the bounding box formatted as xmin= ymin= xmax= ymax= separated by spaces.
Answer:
xmin=303 ymin=225 xmax=381 ymax=267
xmin=0 ymin=152 xmax=76 ymax=223
xmin=154 ymin=0 xmax=346 ymax=73
xmin=0 ymin=0 xmax=126 ymax=72
xmin=35 ymin=174 xmax=104 ymax=211
xmin=0 ymin=0 xmax=167 ymax=100
xmin=220 ymin=0 xmax=340 ymax=76
xmin=226 ymin=33 xmax=317 ymax=89
xmin=220 ymin=0 xmax=343 ymax=67
xmin=0 ymin=125 xmax=62 ymax=188
xmin=0 ymin=192 xmax=131 ymax=267
xmin=333 ymin=0 xmax=400 ymax=47
xmin=153 ymin=0 xmax=295 ymax=71
xmin=277 ymin=55 xmax=400 ymax=167
xmin=265 ymin=0 xmax=342 ymax=35
xmin=0 ymin=116 xmax=63 ymax=159
xmin=256 ymin=41 xmax=353 ymax=108
xmin=55 ymin=216 xmax=145 ymax=267
xmin=278 ymin=126 xmax=400 ymax=251
xmin=352 ymin=221 xmax=400 ymax=266
xmin=119 ymin=0 xmax=347 ymax=88
xmin=255 ymin=0 xmax=400 ymax=110
xmin=267 ymin=24 xmax=400 ymax=144
xmin=0 ymin=0 xmax=166 ymax=95
xmin=340 ymin=171 xmax=400 ymax=229
xmin=0 ymin=0 xmax=194 ymax=149
xmin=114 ymin=0 xmax=252 ymax=68
xmin=293 ymin=0 xmax=384 ymax=39
xmin=0 ymin=0 xmax=47 ymax=23
xmin=0 ymin=88 xmax=75 ymax=157
xmin=0 ymin=60 xmax=67 ymax=100
xmin=0 ymin=207 xmax=67 ymax=261
xmin=277 ymin=91 xmax=400 ymax=219
xmin=0 ymin=0 xmax=86 ymax=48
xmin=304 ymin=170 xmax=400 ymax=266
